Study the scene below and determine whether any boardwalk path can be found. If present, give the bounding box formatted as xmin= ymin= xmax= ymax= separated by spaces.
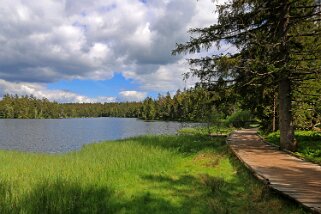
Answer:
xmin=228 ymin=129 xmax=321 ymax=213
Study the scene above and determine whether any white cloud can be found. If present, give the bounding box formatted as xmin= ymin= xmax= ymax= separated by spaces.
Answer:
xmin=0 ymin=0 xmax=223 ymax=98
xmin=123 ymin=59 xmax=199 ymax=91
xmin=0 ymin=80 xmax=116 ymax=103
xmin=89 ymin=43 xmax=111 ymax=63
xmin=118 ymin=91 xmax=147 ymax=102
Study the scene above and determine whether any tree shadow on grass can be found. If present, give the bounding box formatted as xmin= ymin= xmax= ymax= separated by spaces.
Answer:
xmin=11 ymin=180 xmax=116 ymax=214
xmin=132 ymin=135 xmax=227 ymax=155
xmin=141 ymin=173 xmax=232 ymax=213
xmin=0 ymin=175 xmax=230 ymax=213
xmin=0 ymin=135 xmax=228 ymax=213
xmin=0 ymin=172 xmax=306 ymax=214
xmin=227 ymin=155 xmax=310 ymax=214
xmin=0 ymin=179 xmax=187 ymax=214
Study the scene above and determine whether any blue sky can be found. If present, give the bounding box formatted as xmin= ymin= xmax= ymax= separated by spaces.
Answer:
xmin=47 ymin=74 xmax=160 ymax=100
xmin=48 ymin=74 xmax=140 ymax=98
xmin=0 ymin=0 xmax=221 ymax=103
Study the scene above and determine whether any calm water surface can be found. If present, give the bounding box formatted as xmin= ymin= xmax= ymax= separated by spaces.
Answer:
xmin=0 ymin=118 xmax=201 ymax=153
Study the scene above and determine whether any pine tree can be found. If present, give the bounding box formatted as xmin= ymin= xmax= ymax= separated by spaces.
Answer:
xmin=173 ymin=0 xmax=321 ymax=151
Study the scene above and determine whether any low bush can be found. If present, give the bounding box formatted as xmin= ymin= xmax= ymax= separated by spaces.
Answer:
xmin=225 ymin=110 xmax=254 ymax=128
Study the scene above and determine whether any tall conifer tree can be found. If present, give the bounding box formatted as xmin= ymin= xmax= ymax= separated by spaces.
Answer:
xmin=173 ymin=0 xmax=321 ymax=151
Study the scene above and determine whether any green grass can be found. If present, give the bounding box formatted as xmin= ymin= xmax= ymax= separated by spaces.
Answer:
xmin=178 ymin=126 xmax=235 ymax=136
xmin=0 ymin=133 xmax=307 ymax=213
xmin=266 ymin=130 xmax=321 ymax=164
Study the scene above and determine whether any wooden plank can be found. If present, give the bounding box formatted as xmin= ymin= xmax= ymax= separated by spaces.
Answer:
xmin=228 ymin=129 xmax=321 ymax=214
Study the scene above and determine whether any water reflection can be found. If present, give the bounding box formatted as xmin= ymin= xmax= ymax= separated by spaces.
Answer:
xmin=0 ymin=118 xmax=201 ymax=153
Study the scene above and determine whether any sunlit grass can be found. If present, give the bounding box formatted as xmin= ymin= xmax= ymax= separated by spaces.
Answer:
xmin=0 ymin=133 xmax=307 ymax=213
xmin=178 ymin=126 xmax=234 ymax=136
xmin=266 ymin=130 xmax=321 ymax=164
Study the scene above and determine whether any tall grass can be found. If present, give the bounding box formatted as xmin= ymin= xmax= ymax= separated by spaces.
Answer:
xmin=0 ymin=134 xmax=307 ymax=213
xmin=178 ymin=126 xmax=234 ymax=136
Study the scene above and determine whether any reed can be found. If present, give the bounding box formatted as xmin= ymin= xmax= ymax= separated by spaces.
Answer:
xmin=0 ymin=134 xmax=306 ymax=213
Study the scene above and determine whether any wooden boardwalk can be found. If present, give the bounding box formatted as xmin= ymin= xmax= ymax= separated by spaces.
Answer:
xmin=228 ymin=129 xmax=321 ymax=213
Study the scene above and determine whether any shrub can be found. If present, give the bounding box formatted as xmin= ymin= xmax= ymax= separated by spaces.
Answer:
xmin=225 ymin=110 xmax=253 ymax=128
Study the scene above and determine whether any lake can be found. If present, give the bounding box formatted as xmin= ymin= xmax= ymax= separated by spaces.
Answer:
xmin=0 ymin=118 xmax=201 ymax=153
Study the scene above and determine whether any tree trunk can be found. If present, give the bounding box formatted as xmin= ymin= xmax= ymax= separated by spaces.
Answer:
xmin=273 ymin=93 xmax=277 ymax=132
xmin=279 ymin=78 xmax=297 ymax=151
xmin=277 ymin=0 xmax=297 ymax=151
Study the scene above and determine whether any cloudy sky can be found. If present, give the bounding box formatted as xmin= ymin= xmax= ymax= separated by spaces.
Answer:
xmin=0 ymin=0 xmax=221 ymax=103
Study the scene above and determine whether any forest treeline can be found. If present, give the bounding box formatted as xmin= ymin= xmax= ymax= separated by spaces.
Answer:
xmin=1 ymin=79 xmax=320 ymax=130
xmin=0 ymin=81 xmax=320 ymax=131
xmin=0 ymin=87 xmax=232 ymax=122
xmin=0 ymin=94 xmax=141 ymax=119
xmin=0 ymin=80 xmax=320 ymax=130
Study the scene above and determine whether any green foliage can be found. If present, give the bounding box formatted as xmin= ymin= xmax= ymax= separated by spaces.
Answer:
xmin=0 ymin=133 xmax=306 ymax=213
xmin=173 ymin=0 xmax=321 ymax=149
xmin=293 ymin=80 xmax=321 ymax=130
xmin=266 ymin=131 xmax=321 ymax=164
xmin=0 ymin=87 xmax=234 ymax=122
xmin=225 ymin=110 xmax=254 ymax=128
xmin=0 ymin=94 xmax=142 ymax=119
xmin=178 ymin=126 xmax=235 ymax=136
xmin=140 ymin=87 xmax=236 ymax=122
xmin=141 ymin=97 xmax=156 ymax=120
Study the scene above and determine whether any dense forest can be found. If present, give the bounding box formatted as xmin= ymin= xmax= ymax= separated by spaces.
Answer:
xmin=1 ymin=79 xmax=320 ymax=131
xmin=0 ymin=87 xmax=234 ymax=122
xmin=173 ymin=0 xmax=321 ymax=151
xmin=0 ymin=94 xmax=141 ymax=119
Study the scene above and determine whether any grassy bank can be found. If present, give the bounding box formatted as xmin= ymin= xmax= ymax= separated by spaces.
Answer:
xmin=266 ymin=130 xmax=321 ymax=164
xmin=178 ymin=126 xmax=234 ymax=136
xmin=0 ymin=133 xmax=307 ymax=213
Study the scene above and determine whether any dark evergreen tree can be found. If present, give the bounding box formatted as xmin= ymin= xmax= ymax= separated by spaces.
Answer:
xmin=173 ymin=0 xmax=321 ymax=151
